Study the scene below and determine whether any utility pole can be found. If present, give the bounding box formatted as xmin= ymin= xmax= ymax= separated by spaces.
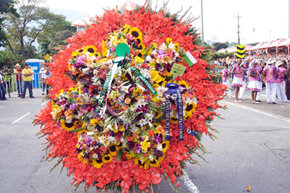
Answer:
xmin=236 ymin=13 xmax=241 ymax=45
xmin=201 ymin=0 xmax=204 ymax=46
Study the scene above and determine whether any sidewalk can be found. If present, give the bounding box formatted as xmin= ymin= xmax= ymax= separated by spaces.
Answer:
xmin=223 ymin=89 xmax=290 ymax=119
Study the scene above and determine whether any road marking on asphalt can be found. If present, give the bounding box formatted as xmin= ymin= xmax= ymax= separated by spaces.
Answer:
xmin=225 ymin=101 xmax=290 ymax=124
xmin=183 ymin=171 xmax=199 ymax=193
xmin=11 ymin=112 xmax=31 ymax=125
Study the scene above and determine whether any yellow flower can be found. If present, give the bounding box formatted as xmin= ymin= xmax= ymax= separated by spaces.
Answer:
xmin=148 ymin=158 xmax=160 ymax=167
xmin=177 ymin=80 xmax=190 ymax=89
xmin=151 ymin=70 xmax=163 ymax=83
xmin=133 ymin=87 xmax=143 ymax=98
xmin=141 ymin=140 xmax=151 ymax=152
xmin=92 ymin=158 xmax=104 ymax=168
xmin=162 ymin=141 xmax=170 ymax=152
xmin=78 ymin=153 xmax=89 ymax=164
xmin=166 ymin=37 xmax=172 ymax=44
xmin=108 ymin=144 xmax=118 ymax=156
xmin=129 ymin=27 xmax=143 ymax=38
xmin=102 ymin=40 xmax=107 ymax=57
xmin=84 ymin=45 xmax=97 ymax=54
xmin=60 ymin=119 xmax=76 ymax=131
xmin=102 ymin=154 xmax=112 ymax=163
xmin=134 ymin=56 xmax=144 ymax=64
xmin=185 ymin=102 xmax=197 ymax=118
xmin=174 ymin=42 xmax=180 ymax=52
xmin=90 ymin=119 xmax=99 ymax=126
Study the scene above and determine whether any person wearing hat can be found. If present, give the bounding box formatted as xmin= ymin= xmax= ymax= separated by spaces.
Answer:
xmin=263 ymin=59 xmax=278 ymax=104
xmin=275 ymin=61 xmax=287 ymax=103
xmin=21 ymin=64 xmax=34 ymax=98
xmin=14 ymin=63 xmax=23 ymax=97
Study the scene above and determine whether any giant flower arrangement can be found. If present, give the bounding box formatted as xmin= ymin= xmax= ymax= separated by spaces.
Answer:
xmin=35 ymin=5 xmax=226 ymax=193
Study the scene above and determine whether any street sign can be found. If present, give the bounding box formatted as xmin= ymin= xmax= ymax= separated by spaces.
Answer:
xmin=236 ymin=45 xmax=245 ymax=59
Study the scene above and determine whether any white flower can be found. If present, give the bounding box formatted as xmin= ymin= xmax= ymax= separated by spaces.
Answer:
xmin=157 ymin=143 xmax=163 ymax=151
xmin=146 ymin=113 xmax=154 ymax=121
xmin=92 ymin=154 xmax=98 ymax=159
xmin=139 ymin=119 xmax=148 ymax=127
xmin=149 ymin=155 xmax=154 ymax=161
xmin=168 ymin=43 xmax=175 ymax=50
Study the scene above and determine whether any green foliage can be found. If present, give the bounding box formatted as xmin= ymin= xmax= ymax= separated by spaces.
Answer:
xmin=0 ymin=0 xmax=18 ymax=47
xmin=210 ymin=51 xmax=234 ymax=60
xmin=212 ymin=42 xmax=229 ymax=51
xmin=4 ymin=0 xmax=76 ymax=59
xmin=0 ymin=50 xmax=22 ymax=69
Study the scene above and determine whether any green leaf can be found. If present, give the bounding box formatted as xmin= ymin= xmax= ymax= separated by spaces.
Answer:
xmin=116 ymin=150 xmax=123 ymax=162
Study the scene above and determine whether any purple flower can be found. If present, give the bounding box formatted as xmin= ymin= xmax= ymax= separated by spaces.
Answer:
xmin=69 ymin=103 xmax=77 ymax=110
xmin=157 ymin=49 xmax=167 ymax=58
xmin=154 ymin=149 xmax=163 ymax=157
xmin=153 ymin=134 xmax=162 ymax=143
xmin=76 ymin=55 xmax=85 ymax=66
xmin=84 ymin=135 xmax=93 ymax=146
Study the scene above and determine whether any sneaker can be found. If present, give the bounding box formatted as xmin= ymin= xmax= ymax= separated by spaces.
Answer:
xmin=235 ymin=100 xmax=241 ymax=103
xmin=254 ymin=101 xmax=260 ymax=104
xmin=42 ymin=93 xmax=45 ymax=95
xmin=30 ymin=96 xmax=35 ymax=98
xmin=272 ymin=102 xmax=276 ymax=104
xmin=256 ymin=100 xmax=261 ymax=102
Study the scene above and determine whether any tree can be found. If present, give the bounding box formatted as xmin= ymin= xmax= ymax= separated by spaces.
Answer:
xmin=212 ymin=42 xmax=229 ymax=51
xmin=38 ymin=18 xmax=76 ymax=55
xmin=0 ymin=50 xmax=22 ymax=68
xmin=0 ymin=0 xmax=18 ymax=47
xmin=3 ymin=0 xmax=74 ymax=59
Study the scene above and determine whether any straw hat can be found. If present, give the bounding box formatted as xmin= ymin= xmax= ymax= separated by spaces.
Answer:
xmin=15 ymin=63 xmax=21 ymax=67
xmin=266 ymin=58 xmax=275 ymax=64
xmin=275 ymin=61 xmax=283 ymax=67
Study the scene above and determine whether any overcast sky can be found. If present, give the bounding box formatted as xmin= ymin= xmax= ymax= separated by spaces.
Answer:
xmin=39 ymin=0 xmax=289 ymax=44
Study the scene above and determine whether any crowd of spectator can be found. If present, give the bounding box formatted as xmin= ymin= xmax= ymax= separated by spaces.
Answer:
xmin=216 ymin=55 xmax=290 ymax=104
xmin=0 ymin=63 xmax=50 ymax=100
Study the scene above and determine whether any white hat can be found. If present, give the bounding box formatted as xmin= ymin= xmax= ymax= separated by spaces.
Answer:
xmin=275 ymin=61 xmax=283 ymax=67
xmin=266 ymin=59 xmax=275 ymax=64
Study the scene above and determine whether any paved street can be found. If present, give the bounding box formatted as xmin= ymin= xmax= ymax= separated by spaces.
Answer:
xmin=0 ymin=89 xmax=289 ymax=193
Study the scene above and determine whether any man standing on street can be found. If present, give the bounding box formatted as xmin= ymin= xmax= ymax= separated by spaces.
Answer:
xmin=22 ymin=64 xmax=34 ymax=98
xmin=263 ymin=59 xmax=277 ymax=104
xmin=14 ymin=63 xmax=23 ymax=97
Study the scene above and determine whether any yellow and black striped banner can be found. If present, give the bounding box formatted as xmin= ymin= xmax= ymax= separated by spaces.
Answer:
xmin=236 ymin=45 xmax=245 ymax=59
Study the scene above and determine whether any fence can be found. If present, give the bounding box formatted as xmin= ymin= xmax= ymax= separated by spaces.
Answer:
xmin=4 ymin=73 xmax=45 ymax=94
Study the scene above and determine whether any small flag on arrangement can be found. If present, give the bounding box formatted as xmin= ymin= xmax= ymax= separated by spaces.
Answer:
xmin=236 ymin=45 xmax=245 ymax=59
xmin=183 ymin=51 xmax=197 ymax=67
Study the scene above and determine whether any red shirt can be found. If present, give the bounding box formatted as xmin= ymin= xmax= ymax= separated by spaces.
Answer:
xmin=14 ymin=68 xmax=22 ymax=81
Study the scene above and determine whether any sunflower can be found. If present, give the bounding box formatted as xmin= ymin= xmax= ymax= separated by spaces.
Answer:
xmin=84 ymin=45 xmax=97 ymax=54
xmin=129 ymin=27 xmax=142 ymax=38
xmin=185 ymin=102 xmax=197 ymax=117
xmin=162 ymin=140 xmax=170 ymax=152
xmin=148 ymin=158 xmax=160 ymax=167
xmin=122 ymin=24 xmax=132 ymax=33
xmin=102 ymin=154 xmax=112 ymax=163
xmin=177 ymin=80 xmax=190 ymax=89
xmin=60 ymin=119 xmax=76 ymax=131
xmin=101 ymin=40 xmax=107 ymax=57
xmin=78 ymin=153 xmax=89 ymax=164
xmin=135 ymin=37 xmax=143 ymax=45
xmin=92 ymin=158 xmax=104 ymax=169
xmin=68 ymin=63 xmax=72 ymax=71
xmin=166 ymin=37 xmax=172 ymax=44
xmin=174 ymin=42 xmax=180 ymax=52
xmin=108 ymin=144 xmax=118 ymax=156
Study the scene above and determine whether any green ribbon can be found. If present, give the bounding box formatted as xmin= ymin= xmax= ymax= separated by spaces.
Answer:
xmin=95 ymin=60 xmax=157 ymax=113
xmin=131 ymin=67 xmax=157 ymax=95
